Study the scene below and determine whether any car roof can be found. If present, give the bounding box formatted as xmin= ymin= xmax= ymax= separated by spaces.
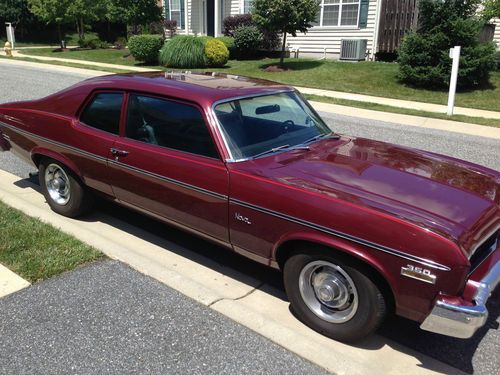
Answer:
xmin=82 ymin=72 xmax=294 ymax=105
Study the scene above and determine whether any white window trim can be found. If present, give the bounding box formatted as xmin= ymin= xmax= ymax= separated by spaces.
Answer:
xmin=240 ymin=0 xmax=252 ymax=14
xmin=313 ymin=0 xmax=362 ymax=29
xmin=168 ymin=0 xmax=185 ymax=30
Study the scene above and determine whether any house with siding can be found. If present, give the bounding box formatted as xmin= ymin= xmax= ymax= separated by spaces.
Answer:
xmin=160 ymin=1 xmax=500 ymax=60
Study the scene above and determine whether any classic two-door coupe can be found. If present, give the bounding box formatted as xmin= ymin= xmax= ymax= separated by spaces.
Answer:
xmin=0 ymin=72 xmax=498 ymax=342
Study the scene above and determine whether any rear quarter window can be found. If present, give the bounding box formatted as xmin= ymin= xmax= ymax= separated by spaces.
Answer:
xmin=80 ymin=92 xmax=123 ymax=134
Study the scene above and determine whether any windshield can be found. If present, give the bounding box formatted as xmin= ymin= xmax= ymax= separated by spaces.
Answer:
xmin=214 ymin=91 xmax=331 ymax=160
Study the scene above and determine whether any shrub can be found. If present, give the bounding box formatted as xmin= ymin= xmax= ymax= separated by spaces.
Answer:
xmin=223 ymin=14 xmax=253 ymax=37
xmin=216 ymin=36 xmax=236 ymax=58
xmin=397 ymin=0 xmax=497 ymax=89
xmin=78 ymin=36 xmax=108 ymax=49
xmin=159 ymin=35 xmax=207 ymax=68
xmin=164 ymin=19 xmax=177 ymax=39
xmin=128 ymin=34 xmax=164 ymax=64
xmin=234 ymin=25 xmax=262 ymax=58
xmin=114 ymin=37 xmax=127 ymax=50
xmin=496 ymin=51 xmax=500 ymax=70
xmin=204 ymin=39 xmax=230 ymax=67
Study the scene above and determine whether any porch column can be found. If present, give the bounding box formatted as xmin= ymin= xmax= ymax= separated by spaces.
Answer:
xmin=214 ymin=0 xmax=220 ymax=36
xmin=184 ymin=0 xmax=189 ymax=34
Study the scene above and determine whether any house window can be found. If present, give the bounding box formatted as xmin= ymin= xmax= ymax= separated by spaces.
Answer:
xmin=314 ymin=0 xmax=361 ymax=27
xmin=165 ymin=0 xmax=185 ymax=29
xmin=241 ymin=0 xmax=253 ymax=14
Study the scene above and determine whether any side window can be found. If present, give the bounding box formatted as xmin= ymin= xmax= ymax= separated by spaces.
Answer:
xmin=125 ymin=94 xmax=218 ymax=158
xmin=80 ymin=92 xmax=123 ymax=134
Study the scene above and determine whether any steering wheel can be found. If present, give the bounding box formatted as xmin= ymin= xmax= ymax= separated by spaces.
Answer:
xmin=279 ymin=120 xmax=295 ymax=134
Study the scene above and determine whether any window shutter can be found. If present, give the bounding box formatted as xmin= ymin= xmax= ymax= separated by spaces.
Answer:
xmin=180 ymin=0 xmax=185 ymax=29
xmin=164 ymin=1 xmax=169 ymax=19
xmin=359 ymin=0 xmax=369 ymax=28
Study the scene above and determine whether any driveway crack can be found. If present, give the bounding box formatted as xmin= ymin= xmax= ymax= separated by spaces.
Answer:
xmin=208 ymin=281 xmax=265 ymax=307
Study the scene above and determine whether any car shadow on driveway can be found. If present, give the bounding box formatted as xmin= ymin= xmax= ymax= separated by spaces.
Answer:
xmin=13 ymin=176 xmax=498 ymax=374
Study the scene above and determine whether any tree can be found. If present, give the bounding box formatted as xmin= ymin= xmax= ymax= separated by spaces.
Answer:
xmin=252 ymin=0 xmax=320 ymax=66
xmin=66 ymin=0 xmax=106 ymax=39
xmin=482 ymin=0 xmax=500 ymax=19
xmin=397 ymin=0 xmax=497 ymax=89
xmin=0 ymin=0 xmax=30 ymax=25
xmin=28 ymin=0 xmax=71 ymax=41
xmin=105 ymin=0 xmax=162 ymax=35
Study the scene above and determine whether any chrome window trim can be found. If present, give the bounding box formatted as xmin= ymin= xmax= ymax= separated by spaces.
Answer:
xmin=210 ymin=89 xmax=297 ymax=163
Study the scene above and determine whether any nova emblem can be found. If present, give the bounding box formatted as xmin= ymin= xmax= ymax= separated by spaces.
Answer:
xmin=401 ymin=264 xmax=437 ymax=284
xmin=235 ymin=212 xmax=252 ymax=225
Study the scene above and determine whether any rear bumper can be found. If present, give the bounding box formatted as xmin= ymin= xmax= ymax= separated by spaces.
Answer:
xmin=420 ymin=261 xmax=500 ymax=338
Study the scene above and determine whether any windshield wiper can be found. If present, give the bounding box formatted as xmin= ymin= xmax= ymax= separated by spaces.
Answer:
xmin=252 ymin=144 xmax=291 ymax=159
xmin=303 ymin=132 xmax=339 ymax=145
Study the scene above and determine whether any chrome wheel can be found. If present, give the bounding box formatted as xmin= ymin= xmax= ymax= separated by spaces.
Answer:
xmin=299 ymin=260 xmax=358 ymax=323
xmin=44 ymin=163 xmax=71 ymax=205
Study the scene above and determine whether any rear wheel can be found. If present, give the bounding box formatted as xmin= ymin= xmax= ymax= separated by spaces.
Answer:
xmin=283 ymin=249 xmax=387 ymax=342
xmin=39 ymin=159 xmax=93 ymax=218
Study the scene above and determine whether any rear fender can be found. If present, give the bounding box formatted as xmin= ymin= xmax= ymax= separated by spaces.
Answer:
xmin=31 ymin=147 xmax=83 ymax=180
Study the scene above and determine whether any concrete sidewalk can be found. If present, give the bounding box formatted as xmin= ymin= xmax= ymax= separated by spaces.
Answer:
xmin=0 ymin=169 xmax=465 ymax=375
xmin=7 ymin=50 xmax=160 ymax=72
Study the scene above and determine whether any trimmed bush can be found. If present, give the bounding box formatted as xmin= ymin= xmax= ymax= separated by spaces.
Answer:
xmin=204 ymin=39 xmax=230 ymax=67
xmin=234 ymin=25 xmax=262 ymax=58
xmin=128 ymin=34 xmax=164 ymax=64
xmin=223 ymin=14 xmax=253 ymax=37
xmin=216 ymin=36 xmax=235 ymax=58
xmin=159 ymin=35 xmax=207 ymax=68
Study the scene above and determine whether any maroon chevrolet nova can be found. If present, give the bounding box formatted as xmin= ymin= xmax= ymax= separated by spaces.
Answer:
xmin=0 ymin=72 xmax=498 ymax=342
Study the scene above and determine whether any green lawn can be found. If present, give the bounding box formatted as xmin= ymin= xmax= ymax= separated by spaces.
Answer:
xmin=0 ymin=201 xmax=103 ymax=282
xmin=19 ymin=48 xmax=500 ymax=112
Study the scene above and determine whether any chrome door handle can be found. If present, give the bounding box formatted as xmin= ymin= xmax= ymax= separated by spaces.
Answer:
xmin=110 ymin=148 xmax=129 ymax=157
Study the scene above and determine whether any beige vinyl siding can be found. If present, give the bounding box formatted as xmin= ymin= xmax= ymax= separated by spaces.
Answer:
xmin=224 ymin=0 xmax=241 ymax=16
xmin=494 ymin=18 xmax=500 ymax=50
xmin=286 ymin=1 xmax=380 ymax=59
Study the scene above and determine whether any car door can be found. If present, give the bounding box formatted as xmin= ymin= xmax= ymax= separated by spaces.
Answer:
xmin=107 ymin=93 xmax=230 ymax=244
xmin=70 ymin=91 xmax=124 ymax=196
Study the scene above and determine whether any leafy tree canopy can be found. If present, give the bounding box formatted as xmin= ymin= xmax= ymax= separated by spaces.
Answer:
xmin=252 ymin=0 xmax=320 ymax=65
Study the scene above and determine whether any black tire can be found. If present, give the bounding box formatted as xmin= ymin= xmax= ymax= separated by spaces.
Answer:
xmin=283 ymin=248 xmax=387 ymax=342
xmin=38 ymin=158 xmax=93 ymax=218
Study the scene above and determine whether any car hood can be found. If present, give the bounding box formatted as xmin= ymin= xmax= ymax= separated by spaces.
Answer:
xmin=253 ymin=136 xmax=500 ymax=254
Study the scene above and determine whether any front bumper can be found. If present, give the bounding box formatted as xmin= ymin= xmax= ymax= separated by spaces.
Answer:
xmin=420 ymin=261 xmax=500 ymax=338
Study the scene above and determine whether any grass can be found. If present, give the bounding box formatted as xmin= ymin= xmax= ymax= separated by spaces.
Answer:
xmin=0 ymin=200 xmax=103 ymax=282
xmin=14 ymin=48 xmax=500 ymax=113
xmin=305 ymin=94 xmax=500 ymax=129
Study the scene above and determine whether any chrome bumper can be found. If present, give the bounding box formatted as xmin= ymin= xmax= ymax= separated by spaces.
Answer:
xmin=420 ymin=262 xmax=500 ymax=338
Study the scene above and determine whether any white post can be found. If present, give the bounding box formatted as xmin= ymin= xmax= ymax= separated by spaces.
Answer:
xmin=447 ymin=46 xmax=461 ymax=116
xmin=214 ymin=0 xmax=220 ymax=37
xmin=5 ymin=22 xmax=15 ymax=49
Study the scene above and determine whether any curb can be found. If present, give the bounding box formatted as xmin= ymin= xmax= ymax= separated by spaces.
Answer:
xmin=0 ymin=169 xmax=465 ymax=375
xmin=0 ymin=263 xmax=30 ymax=298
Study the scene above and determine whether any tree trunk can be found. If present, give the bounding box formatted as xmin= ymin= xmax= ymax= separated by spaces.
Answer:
xmin=280 ymin=31 xmax=287 ymax=67
xmin=80 ymin=18 xmax=85 ymax=39
xmin=57 ymin=23 xmax=62 ymax=43
xmin=76 ymin=19 xmax=80 ymax=39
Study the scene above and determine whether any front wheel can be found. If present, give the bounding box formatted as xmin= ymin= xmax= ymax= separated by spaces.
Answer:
xmin=283 ymin=250 xmax=387 ymax=342
xmin=39 ymin=159 xmax=93 ymax=218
